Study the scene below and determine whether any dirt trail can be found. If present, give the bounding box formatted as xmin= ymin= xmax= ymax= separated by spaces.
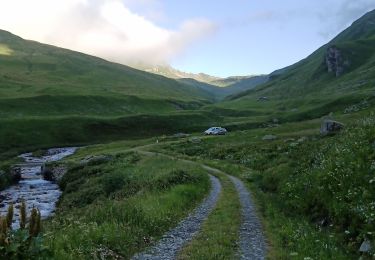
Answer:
xmin=133 ymin=150 xmax=267 ymax=259
xmin=132 ymin=175 xmax=222 ymax=260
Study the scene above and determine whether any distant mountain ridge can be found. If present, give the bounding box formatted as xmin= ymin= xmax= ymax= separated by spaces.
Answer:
xmin=133 ymin=64 xmax=221 ymax=84
xmin=133 ymin=64 xmax=270 ymax=100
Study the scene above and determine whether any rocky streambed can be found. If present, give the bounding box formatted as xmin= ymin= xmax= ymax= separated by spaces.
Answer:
xmin=0 ymin=147 xmax=77 ymax=228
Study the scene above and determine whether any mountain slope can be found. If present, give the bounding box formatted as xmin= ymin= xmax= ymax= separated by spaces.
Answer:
xmin=0 ymin=30 xmax=221 ymax=154
xmin=0 ymin=30 xmax=214 ymax=117
xmin=211 ymin=9 xmax=375 ymax=120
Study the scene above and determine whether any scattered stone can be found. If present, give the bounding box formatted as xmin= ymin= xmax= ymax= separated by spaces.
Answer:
xmin=359 ymin=239 xmax=372 ymax=253
xmin=189 ymin=137 xmax=202 ymax=143
xmin=289 ymin=142 xmax=299 ymax=147
xmin=96 ymin=245 xmax=124 ymax=260
xmin=320 ymin=119 xmax=344 ymax=135
xmin=344 ymin=99 xmax=369 ymax=114
xmin=29 ymin=185 xmax=35 ymax=189
xmin=284 ymin=138 xmax=296 ymax=143
xmin=172 ymin=133 xmax=190 ymax=138
xmin=298 ymin=137 xmax=308 ymax=143
xmin=262 ymin=135 xmax=277 ymax=141
xmin=272 ymin=118 xmax=279 ymax=124
xmin=257 ymin=96 xmax=269 ymax=102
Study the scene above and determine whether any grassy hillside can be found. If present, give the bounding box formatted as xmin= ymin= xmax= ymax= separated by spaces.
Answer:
xmin=211 ymin=10 xmax=375 ymax=120
xmin=0 ymin=30 xmax=213 ymax=111
xmin=0 ymin=30 xmax=222 ymax=154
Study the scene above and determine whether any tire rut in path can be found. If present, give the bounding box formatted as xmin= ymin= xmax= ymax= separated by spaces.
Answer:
xmin=228 ymin=175 xmax=267 ymax=260
xmin=132 ymin=174 xmax=222 ymax=260
xmin=201 ymin=165 xmax=266 ymax=259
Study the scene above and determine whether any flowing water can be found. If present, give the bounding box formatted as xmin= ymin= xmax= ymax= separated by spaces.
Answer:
xmin=0 ymin=147 xmax=77 ymax=228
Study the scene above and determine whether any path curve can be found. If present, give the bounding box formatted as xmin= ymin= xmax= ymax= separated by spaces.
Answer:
xmin=132 ymin=150 xmax=267 ymax=259
xmin=132 ymin=174 xmax=222 ymax=260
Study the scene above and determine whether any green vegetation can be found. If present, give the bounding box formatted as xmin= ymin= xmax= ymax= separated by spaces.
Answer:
xmin=154 ymin=110 xmax=375 ymax=258
xmin=0 ymin=202 xmax=50 ymax=259
xmin=44 ymin=152 xmax=210 ymax=259
xmin=179 ymin=173 xmax=241 ymax=259
xmin=0 ymin=8 xmax=375 ymax=260
xmin=0 ymin=29 xmax=216 ymax=158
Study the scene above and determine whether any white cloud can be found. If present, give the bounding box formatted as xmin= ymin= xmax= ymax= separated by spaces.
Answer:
xmin=0 ymin=0 xmax=217 ymax=65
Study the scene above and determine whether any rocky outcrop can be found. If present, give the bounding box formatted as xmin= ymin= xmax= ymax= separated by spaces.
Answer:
xmin=42 ymin=164 xmax=68 ymax=182
xmin=325 ymin=46 xmax=349 ymax=77
xmin=320 ymin=119 xmax=344 ymax=135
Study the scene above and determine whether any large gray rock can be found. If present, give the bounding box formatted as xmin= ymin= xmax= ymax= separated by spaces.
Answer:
xmin=320 ymin=120 xmax=344 ymax=135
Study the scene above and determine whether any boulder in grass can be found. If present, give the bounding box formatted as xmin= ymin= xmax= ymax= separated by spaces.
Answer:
xmin=359 ymin=239 xmax=372 ymax=253
xmin=262 ymin=135 xmax=277 ymax=141
xmin=320 ymin=119 xmax=344 ymax=135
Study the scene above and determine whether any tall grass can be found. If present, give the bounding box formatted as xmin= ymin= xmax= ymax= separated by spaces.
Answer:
xmin=44 ymin=152 xmax=210 ymax=259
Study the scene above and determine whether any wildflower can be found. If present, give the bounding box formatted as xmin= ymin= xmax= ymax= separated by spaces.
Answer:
xmin=344 ymin=230 xmax=350 ymax=234
xmin=290 ymin=252 xmax=298 ymax=256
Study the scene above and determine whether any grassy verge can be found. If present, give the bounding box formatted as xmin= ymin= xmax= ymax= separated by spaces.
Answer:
xmin=44 ymin=151 xmax=210 ymax=259
xmin=178 ymin=173 xmax=241 ymax=259
xmin=153 ymin=112 xmax=375 ymax=258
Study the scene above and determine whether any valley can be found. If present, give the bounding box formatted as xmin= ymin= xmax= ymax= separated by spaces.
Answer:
xmin=0 ymin=7 xmax=374 ymax=260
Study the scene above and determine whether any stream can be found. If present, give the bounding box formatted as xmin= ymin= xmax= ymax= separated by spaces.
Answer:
xmin=0 ymin=147 xmax=77 ymax=228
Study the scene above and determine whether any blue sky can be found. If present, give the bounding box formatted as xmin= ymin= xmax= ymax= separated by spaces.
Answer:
xmin=1 ymin=0 xmax=375 ymax=77
xmin=125 ymin=0 xmax=375 ymax=76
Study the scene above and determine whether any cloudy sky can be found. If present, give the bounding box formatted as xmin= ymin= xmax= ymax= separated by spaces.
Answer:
xmin=0 ymin=0 xmax=374 ymax=77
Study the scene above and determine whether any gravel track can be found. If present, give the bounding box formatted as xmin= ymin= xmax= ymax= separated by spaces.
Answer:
xmin=202 ymin=165 xmax=267 ymax=259
xmin=228 ymin=175 xmax=267 ymax=260
xmin=132 ymin=174 xmax=222 ymax=260
xmin=133 ymin=150 xmax=267 ymax=259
